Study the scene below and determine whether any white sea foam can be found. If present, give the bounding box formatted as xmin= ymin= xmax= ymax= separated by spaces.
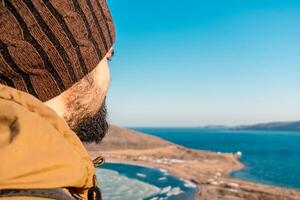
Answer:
xmin=136 ymin=173 xmax=147 ymax=178
xmin=158 ymin=177 xmax=167 ymax=181
xmin=160 ymin=186 xmax=172 ymax=194
xmin=166 ymin=187 xmax=183 ymax=197
xmin=159 ymin=168 xmax=169 ymax=175
xmin=180 ymin=179 xmax=197 ymax=188
xmin=96 ymin=168 xmax=160 ymax=200
xmin=158 ymin=185 xmax=183 ymax=197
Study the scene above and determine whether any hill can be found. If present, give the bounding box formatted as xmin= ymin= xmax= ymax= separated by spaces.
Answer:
xmin=84 ymin=125 xmax=172 ymax=151
xmin=234 ymin=121 xmax=300 ymax=132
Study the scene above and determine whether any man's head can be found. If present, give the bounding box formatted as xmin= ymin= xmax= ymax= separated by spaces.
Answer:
xmin=46 ymin=49 xmax=114 ymax=143
xmin=0 ymin=0 xmax=115 ymax=143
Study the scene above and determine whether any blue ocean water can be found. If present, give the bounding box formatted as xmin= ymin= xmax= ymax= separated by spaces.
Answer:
xmin=99 ymin=163 xmax=198 ymax=200
xmin=132 ymin=128 xmax=300 ymax=189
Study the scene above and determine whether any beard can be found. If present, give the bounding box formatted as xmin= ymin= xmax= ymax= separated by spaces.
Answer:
xmin=71 ymin=100 xmax=108 ymax=143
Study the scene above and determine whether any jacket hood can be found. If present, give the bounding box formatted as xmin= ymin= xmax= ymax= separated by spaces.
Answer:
xmin=0 ymin=84 xmax=96 ymax=199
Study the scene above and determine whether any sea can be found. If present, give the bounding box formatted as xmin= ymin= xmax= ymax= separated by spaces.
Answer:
xmin=96 ymin=163 xmax=198 ymax=200
xmin=132 ymin=128 xmax=300 ymax=190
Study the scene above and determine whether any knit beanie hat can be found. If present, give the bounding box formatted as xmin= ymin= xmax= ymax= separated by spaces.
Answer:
xmin=0 ymin=0 xmax=115 ymax=102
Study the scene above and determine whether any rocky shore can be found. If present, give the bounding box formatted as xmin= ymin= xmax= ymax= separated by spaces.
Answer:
xmin=85 ymin=125 xmax=300 ymax=200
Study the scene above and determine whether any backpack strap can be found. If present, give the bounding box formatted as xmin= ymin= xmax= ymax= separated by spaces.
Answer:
xmin=0 ymin=189 xmax=75 ymax=200
xmin=87 ymin=187 xmax=102 ymax=200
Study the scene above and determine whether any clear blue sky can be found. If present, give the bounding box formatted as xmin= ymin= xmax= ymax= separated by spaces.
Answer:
xmin=106 ymin=0 xmax=300 ymax=127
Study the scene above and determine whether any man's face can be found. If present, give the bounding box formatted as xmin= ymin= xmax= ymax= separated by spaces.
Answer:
xmin=45 ymin=49 xmax=114 ymax=143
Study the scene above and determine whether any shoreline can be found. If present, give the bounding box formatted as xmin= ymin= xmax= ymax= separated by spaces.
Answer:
xmin=107 ymin=158 xmax=300 ymax=194
xmin=98 ymin=161 xmax=198 ymax=200
xmin=86 ymin=125 xmax=300 ymax=200
xmin=230 ymin=169 xmax=300 ymax=192
xmin=88 ymin=145 xmax=300 ymax=200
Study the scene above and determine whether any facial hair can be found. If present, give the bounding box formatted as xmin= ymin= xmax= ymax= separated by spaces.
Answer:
xmin=71 ymin=101 xmax=108 ymax=143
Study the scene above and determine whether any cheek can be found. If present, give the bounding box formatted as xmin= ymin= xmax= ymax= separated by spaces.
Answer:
xmin=91 ymin=60 xmax=110 ymax=111
xmin=95 ymin=60 xmax=110 ymax=97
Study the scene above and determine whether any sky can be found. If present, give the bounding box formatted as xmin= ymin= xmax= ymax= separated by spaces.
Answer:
xmin=106 ymin=0 xmax=300 ymax=127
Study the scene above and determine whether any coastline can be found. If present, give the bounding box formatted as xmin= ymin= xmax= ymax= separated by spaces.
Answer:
xmin=86 ymin=125 xmax=300 ymax=200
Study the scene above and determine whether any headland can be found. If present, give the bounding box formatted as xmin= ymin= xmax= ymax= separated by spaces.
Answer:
xmin=85 ymin=125 xmax=300 ymax=200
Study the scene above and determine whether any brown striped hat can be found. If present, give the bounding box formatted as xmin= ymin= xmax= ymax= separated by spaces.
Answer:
xmin=0 ymin=0 xmax=115 ymax=102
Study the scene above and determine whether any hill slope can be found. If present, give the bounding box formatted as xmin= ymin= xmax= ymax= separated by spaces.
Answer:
xmin=84 ymin=125 xmax=172 ymax=151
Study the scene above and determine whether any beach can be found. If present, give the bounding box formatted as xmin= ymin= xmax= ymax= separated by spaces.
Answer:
xmin=85 ymin=125 xmax=300 ymax=200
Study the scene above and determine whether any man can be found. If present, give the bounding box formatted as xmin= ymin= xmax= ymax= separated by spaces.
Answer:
xmin=0 ymin=0 xmax=115 ymax=199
